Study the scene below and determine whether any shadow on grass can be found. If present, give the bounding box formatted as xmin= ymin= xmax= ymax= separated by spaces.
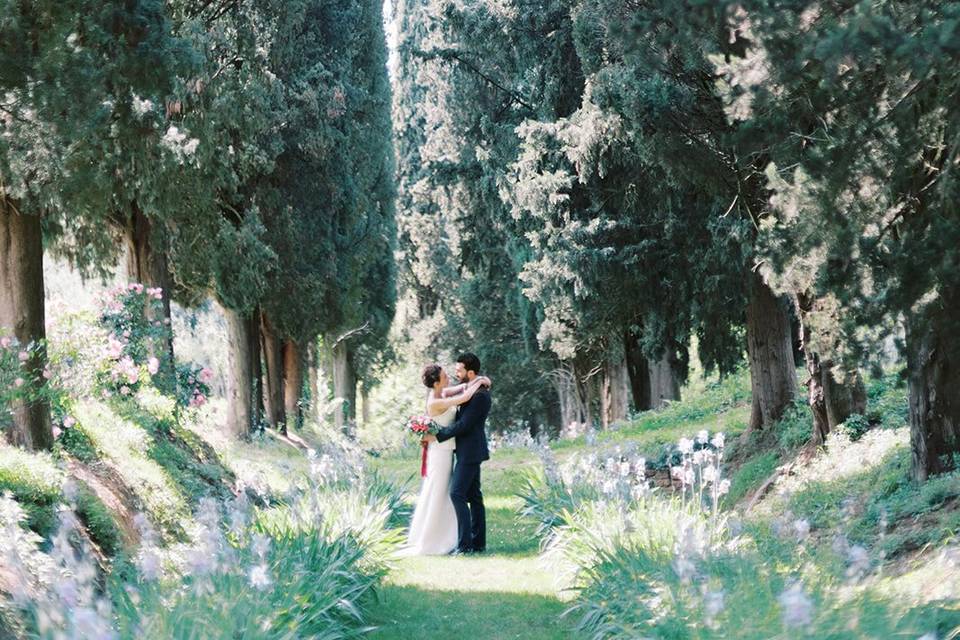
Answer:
xmin=112 ymin=400 xmax=236 ymax=504
xmin=367 ymin=584 xmax=573 ymax=640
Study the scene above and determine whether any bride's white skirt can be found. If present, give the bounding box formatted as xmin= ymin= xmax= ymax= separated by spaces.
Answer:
xmin=398 ymin=441 xmax=458 ymax=556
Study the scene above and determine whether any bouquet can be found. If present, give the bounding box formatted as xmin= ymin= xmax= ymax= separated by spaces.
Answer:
xmin=406 ymin=415 xmax=439 ymax=477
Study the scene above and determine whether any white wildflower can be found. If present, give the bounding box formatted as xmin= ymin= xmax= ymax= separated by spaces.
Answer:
xmin=703 ymin=589 xmax=725 ymax=626
xmin=711 ymin=433 xmax=726 ymax=449
xmin=778 ymin=581 xmax=814 ymax=628
xmin=679 ymin=437 xmax=694 ymax=454
xmin=131 ymin=95 xmax=154 ymax=117
xmin=793 ymin=519 xmax=811 ymax=541
xmin=249 ymin=563 xmax=272 ymax=590
xmin=702 ymin=465 xmax=717 ymax=483
xmin=846 ymin=545 xmax=871 ymax=580
xmin=697 ymin=430 xmax=709 ymax=444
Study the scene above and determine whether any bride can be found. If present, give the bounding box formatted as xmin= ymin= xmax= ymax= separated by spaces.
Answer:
xmin=401 ymin=363 xmax=491 ymax=556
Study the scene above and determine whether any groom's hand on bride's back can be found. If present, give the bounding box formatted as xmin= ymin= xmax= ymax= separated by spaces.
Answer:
xmin=422 ymin=434 xmax=437 ymax=443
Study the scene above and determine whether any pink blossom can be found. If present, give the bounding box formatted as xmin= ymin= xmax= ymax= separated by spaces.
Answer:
xmin=14 ymin=377 xmax=24 ymax=387
xmin=190 ymin=393 xmax=207 ymax=408
xmin=42 ymin=369 xmax=52 ymax=380
xmin=120 ymin=386 xmax=131 ymax=396
xmin=63 ymin=416 xmax=76 ymax=428
xmin=0 ymin=336 xmax=11 ymax=348
xmin=199 ymin=368 xmax=214 ymax=384
xmin=188 ymin=376 xmax=196 ymax=385
xmin=129 ymin=283 xmax=144 ymax=294
xmin=52 ymin=426 xmax=62 ymax=439
xmin=107 ymin=336 xmax=125 ymax=358
xmin=147 ymin=357 xmax=160 ymax=375
xmin=18 ymin=351 xmax=28 ymax=362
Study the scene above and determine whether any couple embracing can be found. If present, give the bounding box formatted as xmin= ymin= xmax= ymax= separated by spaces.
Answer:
xmin=403 ymin=352 xmax=491 ymax=556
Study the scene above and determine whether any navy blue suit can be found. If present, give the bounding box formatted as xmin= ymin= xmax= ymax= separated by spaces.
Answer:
xmin=436 ymin=388 xmax=490 ymax=551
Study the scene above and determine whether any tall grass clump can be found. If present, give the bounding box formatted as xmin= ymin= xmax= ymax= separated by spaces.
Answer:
xmin=1 ymin=436 xmax=406 ymax=640
xmin=520 ymin=431 xmax=958 ymax=639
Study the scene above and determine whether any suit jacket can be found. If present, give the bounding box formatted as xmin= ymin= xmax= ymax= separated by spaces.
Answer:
xmin=436 ymin=388 xmax=490 ymax=464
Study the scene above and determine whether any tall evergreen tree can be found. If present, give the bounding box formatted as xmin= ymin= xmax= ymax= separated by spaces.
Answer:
xmin=732 ymin=0 xmax=960 ymax=479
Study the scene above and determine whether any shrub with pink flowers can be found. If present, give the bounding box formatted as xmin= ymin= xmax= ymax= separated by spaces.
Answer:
xmin=0 ymin=334 xmax=55 ymax=434
xmin=96 ymin=284 xmax=172 ymax=397
xmin=174 ymin=362 xmax=213 ymax=409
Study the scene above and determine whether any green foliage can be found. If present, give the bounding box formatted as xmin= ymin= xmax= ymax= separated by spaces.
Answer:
xmin=775 ymin=398 xmax=813 ymax=451
xmin=0 ymin=334 xmax=49 ymax=434
xmin=724 ymin=451 xmax=780 ymax=506
xmin=54 ymin=423 xmax=98 ymax=463
xmin=74 ymin=487 xmax=124 ymax=557
xmin=0 ymin=446 xmax=62 ymax=536
xmin=864 ymin=372 xmax=909 ymax=430
xmin=838 ymin=414 xmax=872 ymax=443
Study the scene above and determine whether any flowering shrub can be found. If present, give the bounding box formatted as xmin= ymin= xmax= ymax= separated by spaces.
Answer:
xmin=93 ymin=285 xmax=171 ymax=398
xmin=174 ymin=362 xmax=213 ymax=409
xmin=0 ymin=335 xmax=46 ymax=432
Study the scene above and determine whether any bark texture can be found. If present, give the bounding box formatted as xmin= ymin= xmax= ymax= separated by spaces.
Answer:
xmin=260 ymin=313 xmax=285 ymax=430
xmin=746 ymin=271 xmax=798 ymax=431
xmin=225 ymin=308 xmax=255 ymax=439
xmin=282 ymin=340 xmax=303 ymax=431
xmin=795 ymin=292 xmax=866 ymax=444
xmin=0 ymin=203 xmax=52 ymax=450
xmin=331 ymin=342 xmax=357 ymax=436
xmin=624 ymin=331 xmax=681 ymax=411
xmin=307 ymin=341 xmax=319 ymax=424
xmin=602 ymin=354 xmax=630 ymax=428
xmin=906 ymin=291 xmax=960 ymax=481
xmin=648 ymin=351 xmax=681 ymax=409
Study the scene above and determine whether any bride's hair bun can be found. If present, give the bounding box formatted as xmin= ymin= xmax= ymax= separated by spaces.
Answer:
xmin=422 ymin=363 xmax=443 ymax=388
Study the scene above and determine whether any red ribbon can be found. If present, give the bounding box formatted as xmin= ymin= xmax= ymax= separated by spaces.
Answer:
xmin=420 ymin=441 xmax=428 ymax=478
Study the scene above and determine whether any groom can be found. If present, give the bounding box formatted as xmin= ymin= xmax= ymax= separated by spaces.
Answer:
xmin=424 ymin=352 xmax=490 ymax=554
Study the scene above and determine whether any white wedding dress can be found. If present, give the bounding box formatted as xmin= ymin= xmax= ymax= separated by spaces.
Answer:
xmin=400 ymin=405 xmax=457 ymax=556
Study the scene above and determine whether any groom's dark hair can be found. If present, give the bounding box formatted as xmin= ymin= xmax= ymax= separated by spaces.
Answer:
xmin=456 ymin=352 xmax=481 ymax=375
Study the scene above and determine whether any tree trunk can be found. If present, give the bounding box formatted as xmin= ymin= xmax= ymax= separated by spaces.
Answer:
xmin=307 ymin=340 xmax=320 ymax=424
xmin=125 ymin=203 xmax=175 ymax=371
xmin=260 ymin=313 xmax=285 ymax=430
xmin=282 ymin=340 xmax=303 ymax=432
xmin=746 ymin=271 xmax=798 ymax=431
xmin=0 ymin=203 xmax=52 ymax=450
xmin=249 ymin=309 xmax=263 ymax=432
xmin=906 ymin=293 xmax=960 ymax=481
xmin=331 ymin=342 xmax=357 ymax=436
xmin=602 ymin=353 xmax=630 ymax=428
xmin=648 ymin=351 xmax=681 ymax=409
xmin=225 ymin=308 xmax=254 ymax=440
xmin=823 ymin=368 xmax=866 ymax=431
xmin=580 ymin=367 xmax=598 ymax=429
xmin=551 ymin=365 xmax=581 ymax=433
xmin=624 ymin=330 xmax=652 ymax=411
xmin=360 ymin=382 xmax=370 ymax=428
xmin=796 ymin=292 xmax=867 ymax=444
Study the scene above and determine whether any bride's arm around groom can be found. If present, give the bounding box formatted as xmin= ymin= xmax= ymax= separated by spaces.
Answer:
xmin=433 ymin=387 xmax=490 ymax=445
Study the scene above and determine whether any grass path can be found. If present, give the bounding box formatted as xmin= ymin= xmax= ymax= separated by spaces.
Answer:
xmin=368 ymin=452 xmax=575 ymax=639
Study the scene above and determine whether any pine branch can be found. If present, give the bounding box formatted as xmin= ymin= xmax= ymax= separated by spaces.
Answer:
xmin=415 ymin=47 xmax=536 ymax=113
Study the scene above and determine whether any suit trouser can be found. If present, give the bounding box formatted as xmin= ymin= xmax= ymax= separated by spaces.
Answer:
xmin=450 ymin=459 xmax=485 ymax=551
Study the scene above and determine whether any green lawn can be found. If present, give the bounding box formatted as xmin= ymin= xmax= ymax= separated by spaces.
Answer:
xmin=368 ymin=450 xmax=575 ymax=639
